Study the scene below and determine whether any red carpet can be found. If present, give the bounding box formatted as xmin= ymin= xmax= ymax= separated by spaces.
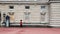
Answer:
xmin=0 ymin=28 xmax=60 ymax=34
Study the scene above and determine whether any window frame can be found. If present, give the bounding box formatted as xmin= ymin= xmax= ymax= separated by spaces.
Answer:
xmin=25 ymin=6 xmax=30 ymax=9
xmin=9 ymin=6 xmax=14 ymax=9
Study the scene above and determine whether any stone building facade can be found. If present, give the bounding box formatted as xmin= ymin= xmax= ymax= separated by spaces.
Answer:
xmin=0 ymin=0 xmax=60 ymax=27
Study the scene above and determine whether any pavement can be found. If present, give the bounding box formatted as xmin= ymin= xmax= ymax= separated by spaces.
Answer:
xmin=0 ymin=27 xmax=60 ymax=34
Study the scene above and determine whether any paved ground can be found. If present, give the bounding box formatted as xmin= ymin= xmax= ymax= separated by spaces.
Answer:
xmin=0 ymin=27 xmax=60 ymax=34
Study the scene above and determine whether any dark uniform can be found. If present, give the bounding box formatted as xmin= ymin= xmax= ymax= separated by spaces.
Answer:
xmin=6 ymin=15 xmax=10 ymax=27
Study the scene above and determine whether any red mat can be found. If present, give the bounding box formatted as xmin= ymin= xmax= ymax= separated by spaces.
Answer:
xmin=0 ymin=28 xmax=60 ymax=34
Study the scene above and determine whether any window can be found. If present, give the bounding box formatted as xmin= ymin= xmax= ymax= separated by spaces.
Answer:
xmin=9 ymin=6 xmax=14 ymax=9
xmin=3 ymin=13 xmax=6 ymax=17
xmin=41 ymin=6 xmax=45 ymax=9
xmin=25 ymin=6 xmax=30 ymax=9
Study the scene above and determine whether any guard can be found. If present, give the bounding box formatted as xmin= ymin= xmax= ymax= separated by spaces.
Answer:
xmin=6 ymin=15 xmax=10 ymax=27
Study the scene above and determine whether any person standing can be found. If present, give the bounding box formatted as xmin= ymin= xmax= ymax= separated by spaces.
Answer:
xmin=6 ymin=15 xmax=10 ymax=27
